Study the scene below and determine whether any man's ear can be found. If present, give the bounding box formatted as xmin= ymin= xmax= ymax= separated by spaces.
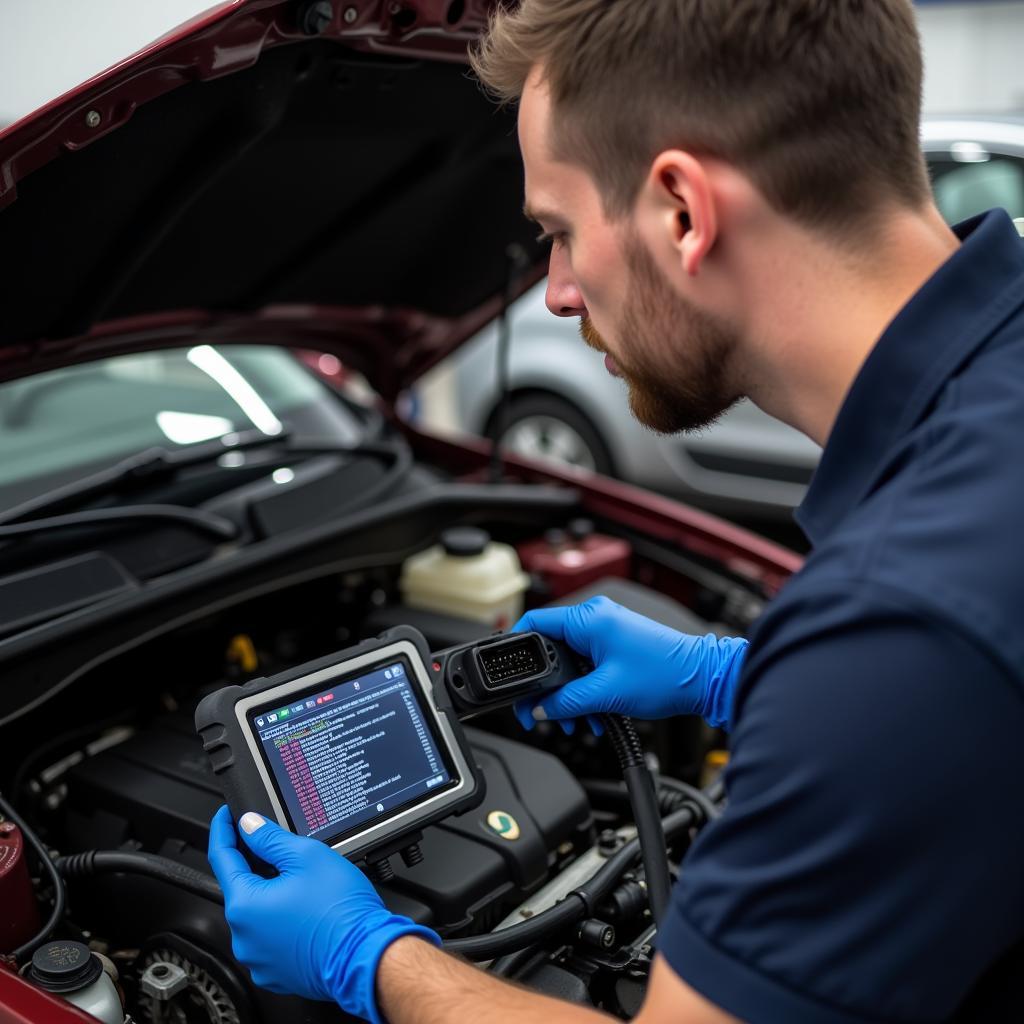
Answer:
xmin=647 ymin=150 xmax=717 ymax=277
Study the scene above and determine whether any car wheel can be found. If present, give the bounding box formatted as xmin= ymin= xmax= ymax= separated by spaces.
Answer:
xmin=493 ymin=394 xmax=615 ymax=476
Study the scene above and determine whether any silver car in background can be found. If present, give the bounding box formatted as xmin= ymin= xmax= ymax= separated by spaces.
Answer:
xmin=429 ymin=117 xmax=1024 ymax=520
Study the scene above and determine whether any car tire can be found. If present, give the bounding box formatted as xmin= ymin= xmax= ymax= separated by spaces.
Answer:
xmin=490 ymin=393 xmax=616 ymax=477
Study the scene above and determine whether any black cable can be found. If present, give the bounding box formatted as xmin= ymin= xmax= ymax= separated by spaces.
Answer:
xmin=55 ymin=850 xmax=223 ymax=905
xmin=602 ymin=713 xmax=644 ymax=768
xmin=444 ymin=805 xmax=697 ymax=960
xmin=0 ymin=792 xmax=66 ymax=963
xmin=0 ymin=505 xmax=239 ymax=543
xmin=601 ymin=716 xmax=672 ymax=928
xmin=622 ymin=763 xmax=671 ymax=923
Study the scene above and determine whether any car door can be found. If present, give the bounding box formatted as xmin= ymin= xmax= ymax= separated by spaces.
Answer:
xmin=923 ymin=120 xmax=1024 ymax=226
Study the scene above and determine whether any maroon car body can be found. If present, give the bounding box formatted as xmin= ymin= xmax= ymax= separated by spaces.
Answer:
xmin=0 ymin=2 xmax=799 ymax=1019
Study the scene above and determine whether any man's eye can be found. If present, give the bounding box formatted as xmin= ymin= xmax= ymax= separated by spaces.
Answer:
xmin=537 ymin=230 xmax=567 ymax=250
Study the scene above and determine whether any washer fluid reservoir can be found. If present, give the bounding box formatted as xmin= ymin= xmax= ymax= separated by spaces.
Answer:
xmin=27 ymin=941 xmax=122 ymax=1024
xmin=400 ymin=528 xmax=529 ymax=630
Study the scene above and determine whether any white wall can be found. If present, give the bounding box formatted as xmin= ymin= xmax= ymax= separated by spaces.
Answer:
xmin=918 ymin=1 xmax=1024 ymax=113
xmin=1 ymin=1 xmax=1023 ymax=128
xmin=0 ymin=0 xmax=218 ymax=128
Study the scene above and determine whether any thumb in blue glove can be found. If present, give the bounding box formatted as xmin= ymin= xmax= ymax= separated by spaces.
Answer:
xmin=207 ymin=806 xmax=439 ymax=1023
xmin=511 ymin=596 xmax=747 ymax=733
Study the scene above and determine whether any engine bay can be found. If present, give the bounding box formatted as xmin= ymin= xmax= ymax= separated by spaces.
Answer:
xmin=0 ymin=387 xmax=784 ymax=1023
xmin=1 ymin=540 xmax=742 ymax=1021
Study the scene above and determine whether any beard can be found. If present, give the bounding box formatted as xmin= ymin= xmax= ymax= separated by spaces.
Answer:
xmin=579 ymin=231 xmax=741 ymax=434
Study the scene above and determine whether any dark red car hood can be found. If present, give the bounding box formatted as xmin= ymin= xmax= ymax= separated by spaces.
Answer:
xmin=0 ymin=0 xmax=544 ymax=399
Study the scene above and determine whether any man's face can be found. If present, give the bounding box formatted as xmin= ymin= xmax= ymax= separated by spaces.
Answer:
xmin=518 ymin=71 xmax=741 ymax=434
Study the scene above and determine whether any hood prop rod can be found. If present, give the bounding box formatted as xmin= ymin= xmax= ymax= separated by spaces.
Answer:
xmin=488 ymin=243 xmax=530 ymax=484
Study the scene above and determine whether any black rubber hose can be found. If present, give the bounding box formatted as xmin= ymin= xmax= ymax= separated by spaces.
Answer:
xmin=449 ymin=897 xmax=585 ymax=960
xmin=56 ymin=850 xmax=223 ymax=905
xmin=0 ymin=793 xmax=66 ymax=963
xmin=581 ymin=777 xmax=714 ymax=824
xmin=445 ymin=805 xmax=697 ymax=960
xmin=656 ymin=775 xmax=722 ymax=823
xmin=601 ymin=716 xmax=672 ymax=928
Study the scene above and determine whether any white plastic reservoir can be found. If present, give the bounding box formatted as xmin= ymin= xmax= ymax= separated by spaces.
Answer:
xmin=400 ymin=527 xmax=529 ymax=629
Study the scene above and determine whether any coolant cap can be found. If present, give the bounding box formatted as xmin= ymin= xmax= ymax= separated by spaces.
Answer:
xmin=441 ymin=527 xmax=490 ymax=558
xmin=29 ymin=940 xmax=102 ymax=993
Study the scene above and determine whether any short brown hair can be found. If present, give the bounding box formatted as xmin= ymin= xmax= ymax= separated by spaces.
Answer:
xmin=471 ymin=0 xmax=931 ymax=231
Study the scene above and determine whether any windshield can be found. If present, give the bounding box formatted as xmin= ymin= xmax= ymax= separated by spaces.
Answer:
xmin=0 ymin=345 xmax=365 ymax=510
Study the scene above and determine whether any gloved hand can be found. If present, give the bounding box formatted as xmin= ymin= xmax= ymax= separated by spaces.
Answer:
xmin=512 ymin=596 xmax=747 ymax=733
xmin=208 ymin=806 xmax=439 ymax=1023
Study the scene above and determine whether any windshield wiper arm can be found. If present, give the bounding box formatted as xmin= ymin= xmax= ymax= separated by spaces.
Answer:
xmin=0 ymin=505 xmax=239 ymax=545
xmin=0 ymin=429 xmax=290 ymax=527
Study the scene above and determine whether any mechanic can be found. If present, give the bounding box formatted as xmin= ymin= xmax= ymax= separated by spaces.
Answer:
xmin=207 ymin=1 xmax=1024 ymax=1021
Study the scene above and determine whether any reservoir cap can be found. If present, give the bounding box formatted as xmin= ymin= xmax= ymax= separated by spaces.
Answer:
xmin=30 ymin=941 xmax=102 ymax=994
xmin=441 ymin=527 xmax=490 ymax=558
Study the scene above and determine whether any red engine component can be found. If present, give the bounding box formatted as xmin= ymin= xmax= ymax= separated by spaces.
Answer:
xmin=0 ymin=823 xmax=41 ymax=957
xmin=518 ymin=520 xmax=632 ymax=599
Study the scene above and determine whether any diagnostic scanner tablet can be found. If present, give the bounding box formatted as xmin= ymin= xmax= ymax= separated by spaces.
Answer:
xmin=195 ymin=626 xmax=483 ymax=863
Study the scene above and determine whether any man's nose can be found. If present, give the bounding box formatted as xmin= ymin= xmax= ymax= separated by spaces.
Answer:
xmin=545 ymin=247 xmax=587 ymax=318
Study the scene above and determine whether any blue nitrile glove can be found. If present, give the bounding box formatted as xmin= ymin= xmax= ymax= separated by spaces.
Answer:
xmin=208 ymin=806 xmax=439 ymax=1023
xmin=512 ymin=596 xmax=747 ymax=733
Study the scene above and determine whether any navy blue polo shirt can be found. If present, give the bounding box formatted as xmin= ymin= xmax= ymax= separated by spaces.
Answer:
xmin=658 ymin=210 xmax=1024 ymax=1023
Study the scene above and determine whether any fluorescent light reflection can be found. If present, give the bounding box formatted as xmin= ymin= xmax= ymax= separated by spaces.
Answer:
xmin=156 ymin=410 xmax=235 ymax=445
xmin=186 ymin=345 xmax=283 ymax=435
xmin=950 ymin=141 xmax=990 ymax=164
xmin=272 ymin=468 xmax=295 ymax=485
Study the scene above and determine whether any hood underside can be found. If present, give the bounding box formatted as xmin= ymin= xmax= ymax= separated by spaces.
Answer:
xmin=0 ymin=0 xmax=545 ymax=394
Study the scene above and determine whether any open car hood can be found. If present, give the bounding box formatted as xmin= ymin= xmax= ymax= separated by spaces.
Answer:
xmin=0 ymin=0 xmax=545 ymax=398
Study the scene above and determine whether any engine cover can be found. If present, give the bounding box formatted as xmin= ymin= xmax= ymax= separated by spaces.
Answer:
xmin=62 ymin=714 xmax=592 ymax=933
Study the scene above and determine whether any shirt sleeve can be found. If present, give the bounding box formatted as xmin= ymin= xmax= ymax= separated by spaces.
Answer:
xmin=657 ymin=585 xmax=1024 ymax=1024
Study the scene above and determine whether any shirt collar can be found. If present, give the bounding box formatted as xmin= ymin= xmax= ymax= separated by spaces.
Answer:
xmin=796 ymin=209 xmax=1024 ymax=545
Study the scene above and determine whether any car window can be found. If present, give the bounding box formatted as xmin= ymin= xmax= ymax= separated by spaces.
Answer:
xmin=928 ymin=152 xmax=1024 ymax=225
xmin=0 ymin=345 xmax=363 ymax=504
